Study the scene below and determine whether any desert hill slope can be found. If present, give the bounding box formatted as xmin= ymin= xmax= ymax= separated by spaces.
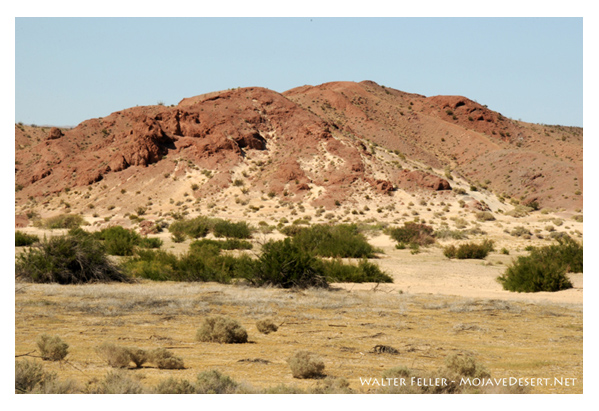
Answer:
xmin=15 ymin=81 xmax=582 ymax=225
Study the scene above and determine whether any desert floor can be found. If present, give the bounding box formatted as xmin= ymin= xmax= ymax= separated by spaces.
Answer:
xmin=14 ymin=229 xmax=583 ymax=394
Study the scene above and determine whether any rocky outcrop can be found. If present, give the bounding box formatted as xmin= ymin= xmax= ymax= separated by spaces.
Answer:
xmin=397 ymin=170 xmax=451 ymax=191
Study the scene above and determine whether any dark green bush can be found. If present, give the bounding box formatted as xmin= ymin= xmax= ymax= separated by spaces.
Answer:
xmin=168 ymin=216 xmax=211 ymax=239
xmin=387 ymin=222 xmax=435 ymax=247
xmin=444 ymin=240 xmax=495 ymax=259
xmin=248 ymin=239 xmax=328 ymax=289
xmin=16 ymin=232 xmax=129 ymax=284
xmin=497 ymin=237 xmax=581 ymax=292
xmin=139 ymin=237 xmax=163 ymax=249
xmin=15 ymin=231 xmax=39 ymax=246
xmin=212 ymin=219 xmax=253 ymax=239
xmin=123 ymin=244 xmax=251 ymax=283
xmin=289 ymin=224 xmax=377 ymax=258
xmin=94 ymin=226 xmax=140 ymax=256
xmin=323 ymin=258 xmax=392 ymax=283
xmin=190 ymin=238 xmax=253 ymax=251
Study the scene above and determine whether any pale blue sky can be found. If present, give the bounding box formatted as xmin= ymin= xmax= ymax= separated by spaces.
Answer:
xmin=15 ymin=17 xmax=583 ymax=127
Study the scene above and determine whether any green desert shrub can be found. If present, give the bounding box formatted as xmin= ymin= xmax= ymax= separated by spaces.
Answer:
xmin=443 ymin=240 xmax=495 ymax=259
xmin=15 ymin=231 xmax=129 ymax=284
xmin=148 ymin=348 xmax=185 ymax=369
xmin=256 ymin=319 xmax=279 ymax=334
xmin=122 ymin=249 xmax=177 ymax=281
xmin=212 ymin=219 xmax=253 ymax=239
xmin=387 ymin=222 xmax=435 ymax=248
xmin=38 ymin=213 xmax=87 ymax=229
xmin=36 ymin=334 xmax=69 ymax=361
xmin=196 ymin=316 xmax=248 ymax=344
xmin=15 ymin=231 xmax=39 ymax=246
xmin=94 ymin=225 xmax=140 ymax=256
xmin=168 ymin=216 xmax=211 ymax=239
xmin=497 ymin=237 xmax=581 ymax=292
xmin=247 ymin=239 xmax=328 ymax=289
xmin=138 ymin=237 xmax=163 ymax=249
xmin=123 ymin=246 xmax=250 ymax=283
xmin=287 ymin=351 xmax=325 ymax=379
xmin=195 ymin=370 xmax=240 ymax=394
xmin=322 ymin=258 xmax=392 ymax=283
xmin=288 ymin=224 xmax=377 ymax=258
xmin=190 ymin=238 xmax=253 ymax=251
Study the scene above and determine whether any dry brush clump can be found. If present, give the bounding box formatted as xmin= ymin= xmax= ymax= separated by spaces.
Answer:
xmin=96 ymin=343 xmax=184 ymax=369
xmin=36 ymin=334 xmax=69 ymax=361
xmin=443 ymin=239 xmax=495 ymax=260
xmin=287 ymin=351 xmax=326 ymax=379
xmin=196 ymin=316 xmax=249 ymax=344
xmin=256 ymin=319 xmax=279 ymax=334
xmin=15 ymin=359 xmax=79 ymax=394
xmin=149 ymin=348 xmax=185 ymax=369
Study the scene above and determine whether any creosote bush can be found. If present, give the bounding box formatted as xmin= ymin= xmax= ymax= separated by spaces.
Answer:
xmin=196 ymin=316 xmax=248 ymax=344
xmin=322 ymin=258 xmax=392 ymax=283
xmin=286 ymin=223 xmax=378 ymax=258
xmin=16 ymin=231 xmax=129 ymax=284
xmin=36 ymin=334 xmax=69 ymax=361
xmin=287 ymin=351 xmax=325 ymax=379
xmin=248 ymin=238 xmax=328 ymax=289
xmin=256 ymin=319 xmax=279 ymax=334
xmin=15 ymin=231 xmax=39 ymax=246
xmin=443 ymin=240 xmax=495 ymax=259
xmin=94 ymin=225 xmax=140 ymax=256
xmin=498 ymin=236 xmax=582 ymax=293
xmin=387 ymin=222 xmax=435 ymax=248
